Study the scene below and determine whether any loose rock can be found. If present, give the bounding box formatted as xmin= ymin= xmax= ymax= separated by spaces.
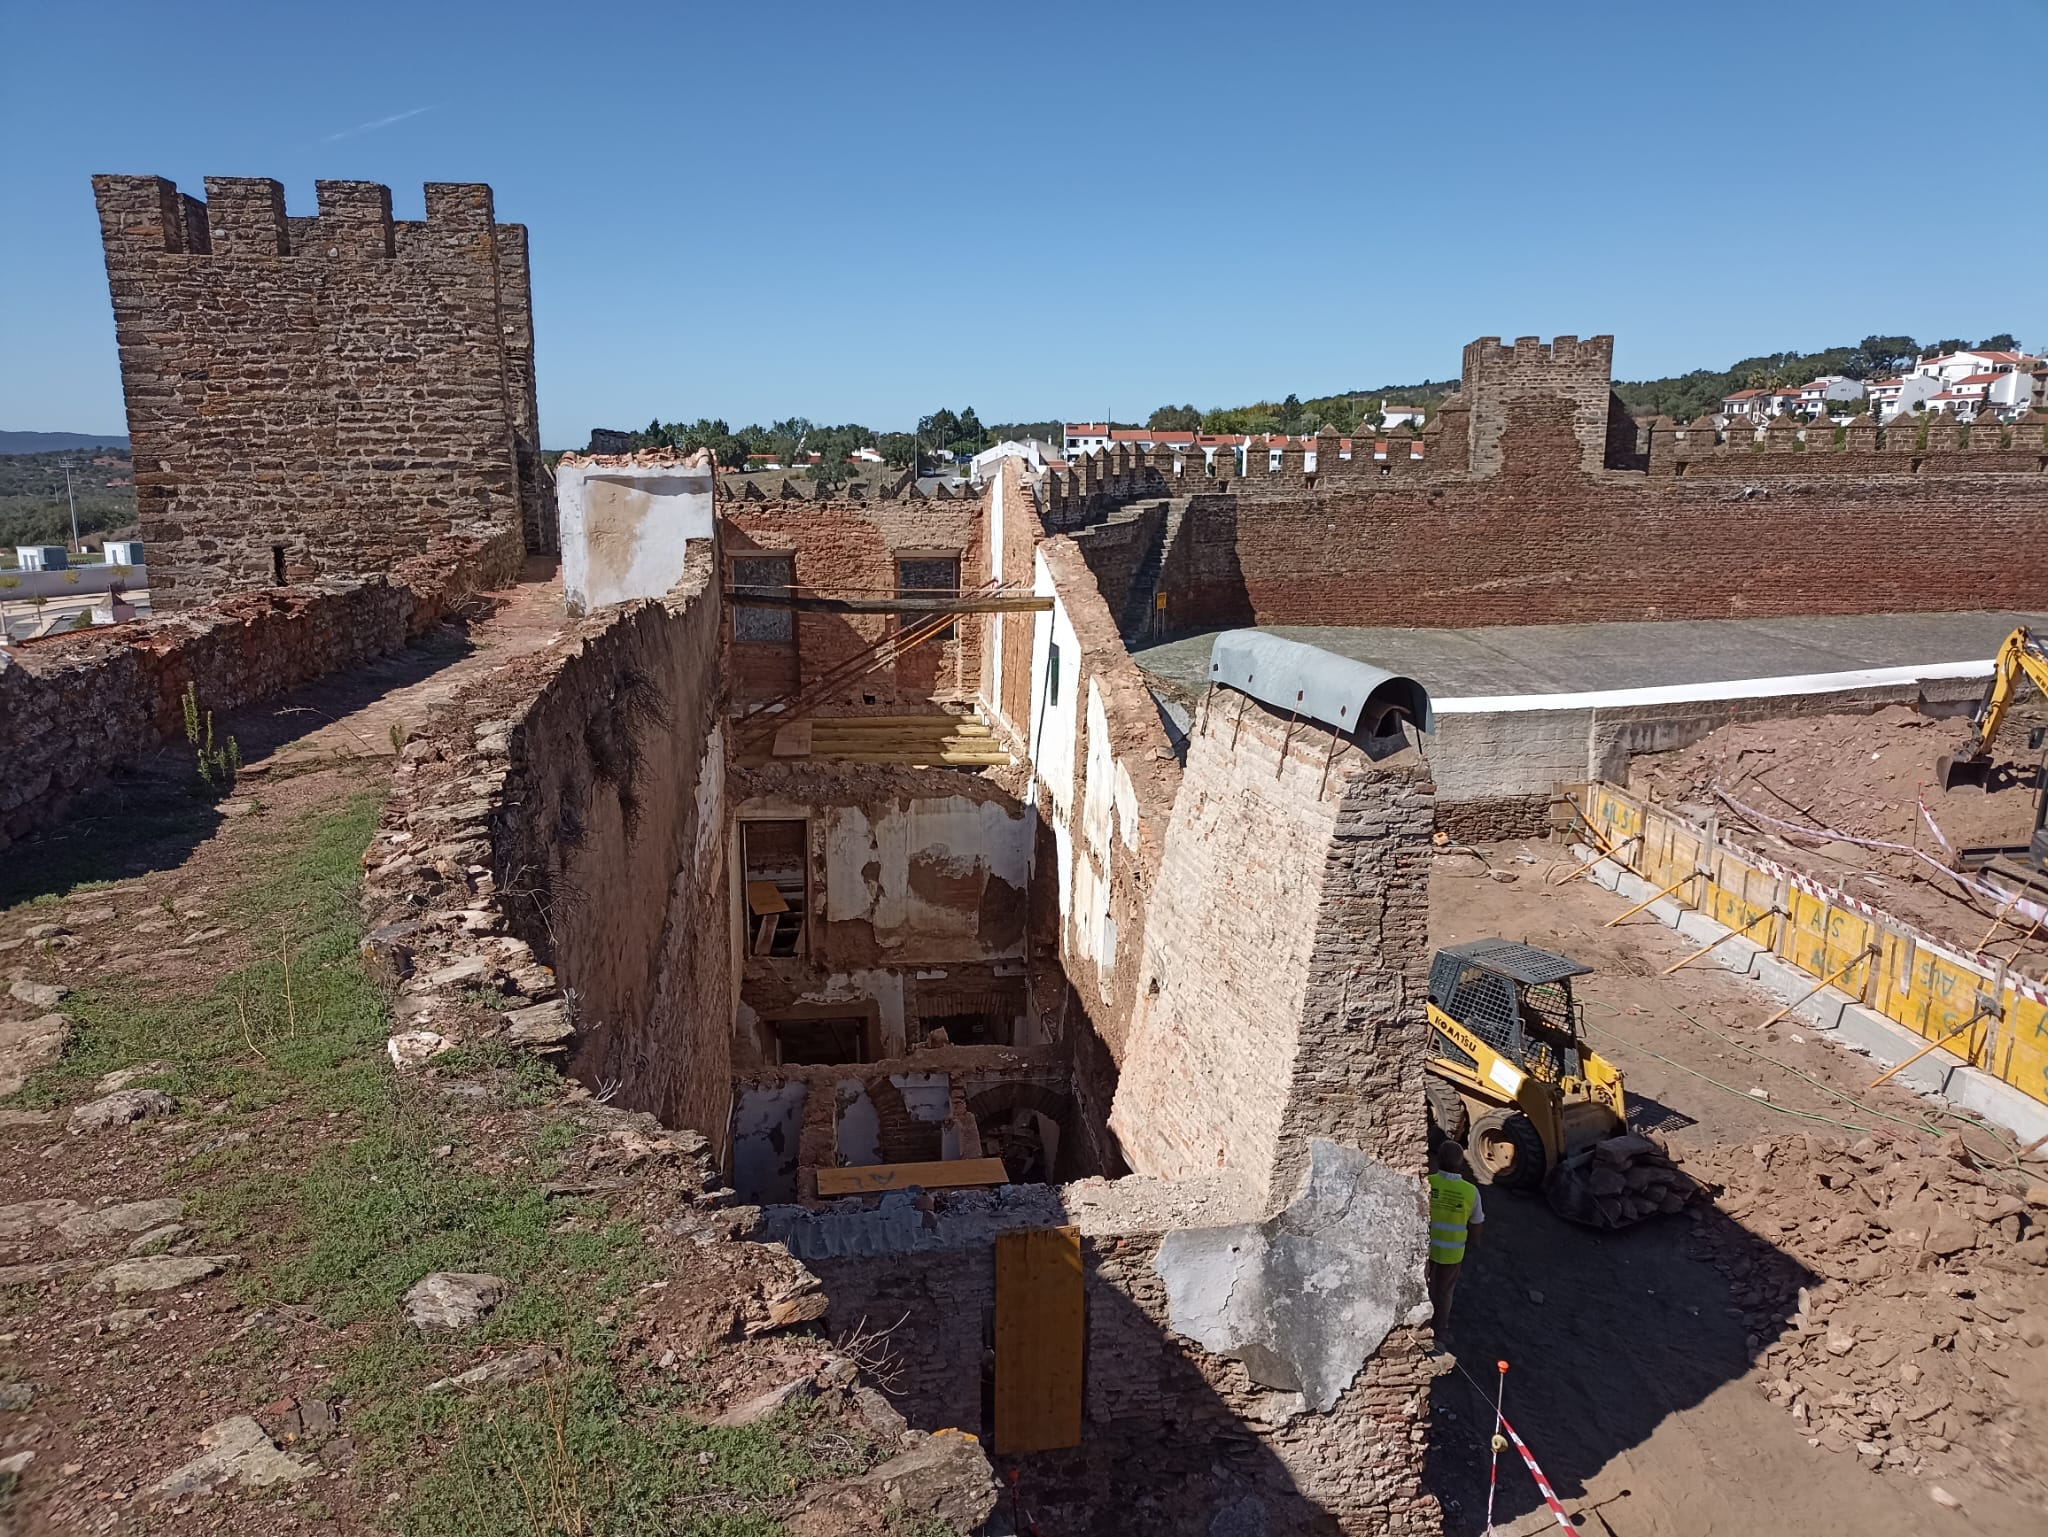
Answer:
xmin=57 ymin=1198 xmax=183 ymax=1245
xmin=145 ymin=1415 xmax=318 ymax=1499
xmin=67 ymin=1088 xmax=175 ymax=1134
xmin=403 ymin=1271 xmax=508 ymax=1331
xmin=93 ymin=1254 xmax=234 ymax=1295
xmin=7 ymin=979 xmax=68 ymax=1010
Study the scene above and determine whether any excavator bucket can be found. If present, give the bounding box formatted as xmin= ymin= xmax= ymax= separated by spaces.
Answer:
xmin=1546 ymin=1132 xmax=1701 ymax=1230
xmin=1936 ymin=751 xmax=1992 ymax=792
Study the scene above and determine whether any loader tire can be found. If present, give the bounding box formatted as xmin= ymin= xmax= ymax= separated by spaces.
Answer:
xmin=1424 ymin=1075 xmax=1469 ymax=1144
xmin=1468 ymin=1109 xmax=1546 ymax=1191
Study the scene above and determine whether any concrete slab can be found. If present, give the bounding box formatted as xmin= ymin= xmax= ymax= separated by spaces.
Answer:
xmin=1133 ymin=610 xmax=2048 ymax=700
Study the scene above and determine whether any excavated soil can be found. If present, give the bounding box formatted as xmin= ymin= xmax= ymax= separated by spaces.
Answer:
xmin=1426 ymin=848 xmax=2047 ymax=1537
xmin=1626 ymin=703 xmax=2048 ymax=975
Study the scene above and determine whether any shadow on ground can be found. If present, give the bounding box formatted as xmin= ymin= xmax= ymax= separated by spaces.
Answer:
xmin=1422 ymin=1189 xmax=1812 ymax=1536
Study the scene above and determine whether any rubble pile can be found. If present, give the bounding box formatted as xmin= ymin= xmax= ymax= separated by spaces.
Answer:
xmin=1682 ymin=1129 xmax=2048 ymax=1500
xmin=1548 ymin=1131 xmax=1702 ymax=1228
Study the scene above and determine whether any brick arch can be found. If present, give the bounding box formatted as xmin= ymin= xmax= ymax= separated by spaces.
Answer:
xmin=967 ymin=1081 xmax=1076 ymax=1183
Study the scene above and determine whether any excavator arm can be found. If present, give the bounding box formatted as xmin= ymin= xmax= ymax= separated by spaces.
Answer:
xmin=1938 ymin=627 xmax=2048 ymax=790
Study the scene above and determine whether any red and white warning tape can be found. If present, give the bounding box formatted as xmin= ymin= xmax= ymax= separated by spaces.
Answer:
xmin=1494 ymin=1413 xmax=1577 ymax=1533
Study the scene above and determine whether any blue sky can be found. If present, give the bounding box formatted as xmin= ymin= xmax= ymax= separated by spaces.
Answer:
xmin=4 ymin=1 xmax=2044 ymax=444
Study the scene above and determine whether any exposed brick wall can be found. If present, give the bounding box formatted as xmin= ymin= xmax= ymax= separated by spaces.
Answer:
xmin=1109 ymin=694 xmax=1435 ymax=1205
xmin=93 ymin=175 xmax=555 ymax=607
xmin=0 ymin=535 xmax=506 ymax=850
xmin=722 ymin=490 xmax=990 ymax=711
xmin=1030 ymin=538 xmax=1182 ymax=1076
xmin=1050 ymin=335 xmax=2048 ymax=631
xmin=810 ymin=1209 xmax=1437 ymax=1534
xmin=485 ymin=546 xmax=735 ymax=1144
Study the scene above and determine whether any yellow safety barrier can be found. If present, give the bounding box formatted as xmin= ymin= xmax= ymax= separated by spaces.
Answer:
xmin=1570 ymin=781 xmax=2048 ymax=1111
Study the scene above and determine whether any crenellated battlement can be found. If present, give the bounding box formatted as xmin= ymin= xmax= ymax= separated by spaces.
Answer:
xmin=90 ymin=175 xmax=504 ymax=261
xmin=1462 ymin=333 xmax=1615 ymax=376
xmin=1644 ymin=409 xmax=2047 ymax=475
xmin=92 ymin=169 xmax=555 ymax=602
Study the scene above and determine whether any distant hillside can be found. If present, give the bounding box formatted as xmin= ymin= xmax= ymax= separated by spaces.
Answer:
xmin=0 ymin=447 xmax=137 ymax=550
xmin=0 ymin=431 xmax=130 ymax=455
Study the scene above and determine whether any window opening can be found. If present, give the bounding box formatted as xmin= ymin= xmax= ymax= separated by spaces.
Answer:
xmin=1047 ymin=642 xmax=1061 ymax=706
xmin=732 ymin=554 xmax=795 ymax=643
xmin=272 ymin=545 xmax=286 ymax=585
xmin=772 ymin=1016 xmax=864 ymax=1066
xmin=897 ymin=555 xmax=961 ymax=640
xmin=742 ymin=819 xmax=808 ymax=957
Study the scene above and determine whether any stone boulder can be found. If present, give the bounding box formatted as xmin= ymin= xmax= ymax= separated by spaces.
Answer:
xmin=145 ymin=1415 xmax=317 ymax=1500
xmin=403 ymin=1271 xmax=509 ymax=1331
xmin=788 ymin=1431 xmax=999 ymax=1535
xmin=67 ymin=1089 xmax=175 ymax=1134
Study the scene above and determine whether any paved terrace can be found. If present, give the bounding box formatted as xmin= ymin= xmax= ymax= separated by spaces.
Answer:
xmin=1131 ymin=611 xmax=2048 ymax=703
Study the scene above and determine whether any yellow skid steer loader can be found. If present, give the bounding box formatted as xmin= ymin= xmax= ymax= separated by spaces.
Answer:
xmin=1424 ymin=940 xmax=1694 ymax=1228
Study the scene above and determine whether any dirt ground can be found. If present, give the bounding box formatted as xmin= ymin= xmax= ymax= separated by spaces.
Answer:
xmin=1426 ymin=843 xmax=2048 ymax=1537
xmin=1627 ymin=703 xmax=2048 ymax=976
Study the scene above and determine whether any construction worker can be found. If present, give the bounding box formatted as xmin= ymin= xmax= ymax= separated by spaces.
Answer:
xmin=1427 ymin=1139 xmax=1484 ymax=1329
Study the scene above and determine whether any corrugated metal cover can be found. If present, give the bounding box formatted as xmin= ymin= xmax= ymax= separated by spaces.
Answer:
xmin=1209 ymin=630 xmax=1433 ymax=736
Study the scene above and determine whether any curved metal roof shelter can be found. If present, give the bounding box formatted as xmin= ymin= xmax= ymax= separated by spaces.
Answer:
xmin=1208 ymin=629 xmax=1434 ymax=738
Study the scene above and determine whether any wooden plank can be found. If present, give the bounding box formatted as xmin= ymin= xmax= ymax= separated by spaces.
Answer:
xmin=994 ymin=1226 xmax=1084 ymax=1454
xmin=745 ymin=881 xmax=789 ymax=917
xmin=813 ymin=1157 xmax=1010 ymax=1196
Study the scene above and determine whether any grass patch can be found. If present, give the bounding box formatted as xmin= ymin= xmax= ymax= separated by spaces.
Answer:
xmin=6 ymin=787 xmax=857 ymax=1533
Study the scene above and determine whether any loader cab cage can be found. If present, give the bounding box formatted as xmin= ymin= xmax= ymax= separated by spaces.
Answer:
xmin=1429 ymin=941 xmax=1594 ymax=1084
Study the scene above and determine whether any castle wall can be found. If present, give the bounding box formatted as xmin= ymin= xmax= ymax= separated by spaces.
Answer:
xmin=92 ymin=175 xmax=555 ymax=607
xmin=0 ymin=536 xmax=503 ymax=851
xmin=1109 ymin=694 xmax=1435 ymax=1206
xmin=1048 ymin=337 xmax=2048 ymax=632
xmin=484 ymin=544 xmax=735 ymax=1145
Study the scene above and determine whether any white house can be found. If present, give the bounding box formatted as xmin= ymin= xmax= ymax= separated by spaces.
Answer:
xmin=970 ymin=438 xmax=1060 ymax=483
xmin=13 ymin=546 xmax=67 ymax=571
xmin=1794 ymin=376 xmax=1866 ymax=415
xmin=1908 ymin=349 xmax=2034 ymax=386
xmin=1063 ymin=422 xmax=1115 ymax=458
xmin=1374 ymin=402 xmax=1428 ymax=431
xmin=1865 ymin=373 xmax=1947 ymax=422
xmin=1721 ymin=385 xmax=1802 ymax=418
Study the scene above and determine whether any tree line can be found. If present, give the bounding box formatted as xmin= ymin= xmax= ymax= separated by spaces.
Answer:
xmin=607 ymin=408 xmax=1061 ymax=489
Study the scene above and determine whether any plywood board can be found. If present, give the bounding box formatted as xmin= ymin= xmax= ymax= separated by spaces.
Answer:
xmin=813 ymin=1157 xmax=1009 ymax=1196
xmin=994 ymin=1225 xmax=1083 ymax=1454
xmin=745 ymin=880 xmax=790 ymax=916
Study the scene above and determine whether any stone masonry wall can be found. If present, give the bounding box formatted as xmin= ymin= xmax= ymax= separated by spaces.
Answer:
xmin=1108 ymin=692 xmax=1435 ymax=1206
xmin=0 ymin=535 xmax=506 ymax=850
xmin=483 ymin=545 xmax=736 ymax=1144
xmin=93 ymin=175 xmax=555 ymax=607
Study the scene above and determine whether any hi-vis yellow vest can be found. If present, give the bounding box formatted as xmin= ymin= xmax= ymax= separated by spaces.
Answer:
xmin=1428 ymin=1172 xmax=1477 ymax=1264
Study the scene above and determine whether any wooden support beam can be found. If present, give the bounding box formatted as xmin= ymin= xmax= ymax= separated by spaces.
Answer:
xmin=726 ymin=591 xmax=1053 ymax=614
xmin=813 ymin=1157 xmax=1009 ymax=1196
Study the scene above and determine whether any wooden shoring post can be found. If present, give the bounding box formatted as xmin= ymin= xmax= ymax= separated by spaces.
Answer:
xmin=1276 ymin=708 xmax=1300 ymax=777
xmin=1604 ymin=869 xmax=1701 ymax=927
xmin=1230 ymin=690 xmax=1249 ymax=749
xmin=1662 ymin=905 xmax=1784 ymax=975
xmin=1867 ymin=1004 xmax=1993 ymax=1092
xmin=1756 ymin=944 xmax=1879 ymax=1029
xmin=1553 ymin=833 xmax=1640 ymax=887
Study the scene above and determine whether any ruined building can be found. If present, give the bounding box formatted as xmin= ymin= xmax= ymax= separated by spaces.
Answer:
xmin=92 ymin=175 xmax=556 ymax=606
xmin=17 ymin=172 xmax=2048 ymax=1531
